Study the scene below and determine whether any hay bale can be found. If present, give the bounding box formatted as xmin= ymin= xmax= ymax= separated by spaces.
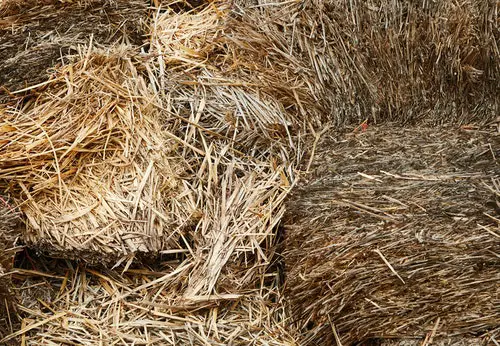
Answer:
xmin=0 ymin=47 xmax=191 ymax=263
xmin=236 ymin=0 xmax=499 ymax=124
xmin=284 ymin=126 xmax=500 ymax=344
xmin=0 ymin=198 xmax=20 ymax=340
xmin=0 ymin=0 xmax=147 ymax=93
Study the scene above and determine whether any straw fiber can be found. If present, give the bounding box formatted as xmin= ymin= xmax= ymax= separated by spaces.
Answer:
xmin=0 ymin=197 xmax=20 ymax=341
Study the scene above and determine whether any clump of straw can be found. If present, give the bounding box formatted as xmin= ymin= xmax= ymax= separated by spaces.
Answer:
xmin=147 ymin=0 xmax=320 ymax=298
xmin=0 ymin=46 xmax=192 ymax=263
xmin=2 ymin=0 xmax=320 ymax=343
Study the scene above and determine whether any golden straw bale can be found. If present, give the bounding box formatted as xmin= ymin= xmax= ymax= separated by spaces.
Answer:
xmin=0 ymin=47 xmax=192 ymax=263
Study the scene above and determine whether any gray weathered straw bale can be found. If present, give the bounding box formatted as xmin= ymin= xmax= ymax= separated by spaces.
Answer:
xmin=285 ymin=125 xmax=500 ymax=345
xmin=236 ymin=0 xmax=499 ymax=124
xmin=0 ymin=0 xmax=147 ymax=93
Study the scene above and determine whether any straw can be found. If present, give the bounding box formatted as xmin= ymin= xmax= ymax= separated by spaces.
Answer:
xmin=3 ymin=254 xmax=299 ymax=345
xmin=3 ymin=0 xmax=497 ymax=344
xmin=147 ymin=0 xmax=320 ymax=298
xmin=284 ymin=125 xmax=500 ymax=344
xmin=1 ymin=1 xmax=318 ymax=343
xmin=0 ymin=0 xmax=147 ymax=94
xmin=236 ymin=0 xmax=499 ymax=124
xmin=0 ymin=46 xmax=193 ymax=263
xmin=0 ymin=197 xmax=21 ymax=341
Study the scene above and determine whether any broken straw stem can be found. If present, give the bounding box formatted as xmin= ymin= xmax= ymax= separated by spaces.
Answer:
xmin=374 ymin=249 xmax=406 ymax=284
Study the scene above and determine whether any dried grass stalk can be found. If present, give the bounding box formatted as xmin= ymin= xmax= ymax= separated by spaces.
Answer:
xmin=0 ymin=47 xmax=192 ymax=263
xmin=285 ymin=126 xmax=500 ymax=344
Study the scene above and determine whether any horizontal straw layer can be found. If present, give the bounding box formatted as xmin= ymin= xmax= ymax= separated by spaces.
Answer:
xmin=284 ymin=125 xmax=500 ymax=344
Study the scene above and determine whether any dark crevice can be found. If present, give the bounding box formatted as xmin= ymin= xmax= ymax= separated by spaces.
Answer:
xmin=151 ymin=0 xmax=209 ymax=14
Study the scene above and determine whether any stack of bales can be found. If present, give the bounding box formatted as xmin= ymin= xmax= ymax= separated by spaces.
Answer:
xmin=236 ymin=0 xmax=500 ymax=343
xmin=1 ymin=0 xmax=498 ymax=344
xmin=284 ymin=126 xmax=500 ymax=344
xmin=0 ymin=0 xmax=314 ymax=343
